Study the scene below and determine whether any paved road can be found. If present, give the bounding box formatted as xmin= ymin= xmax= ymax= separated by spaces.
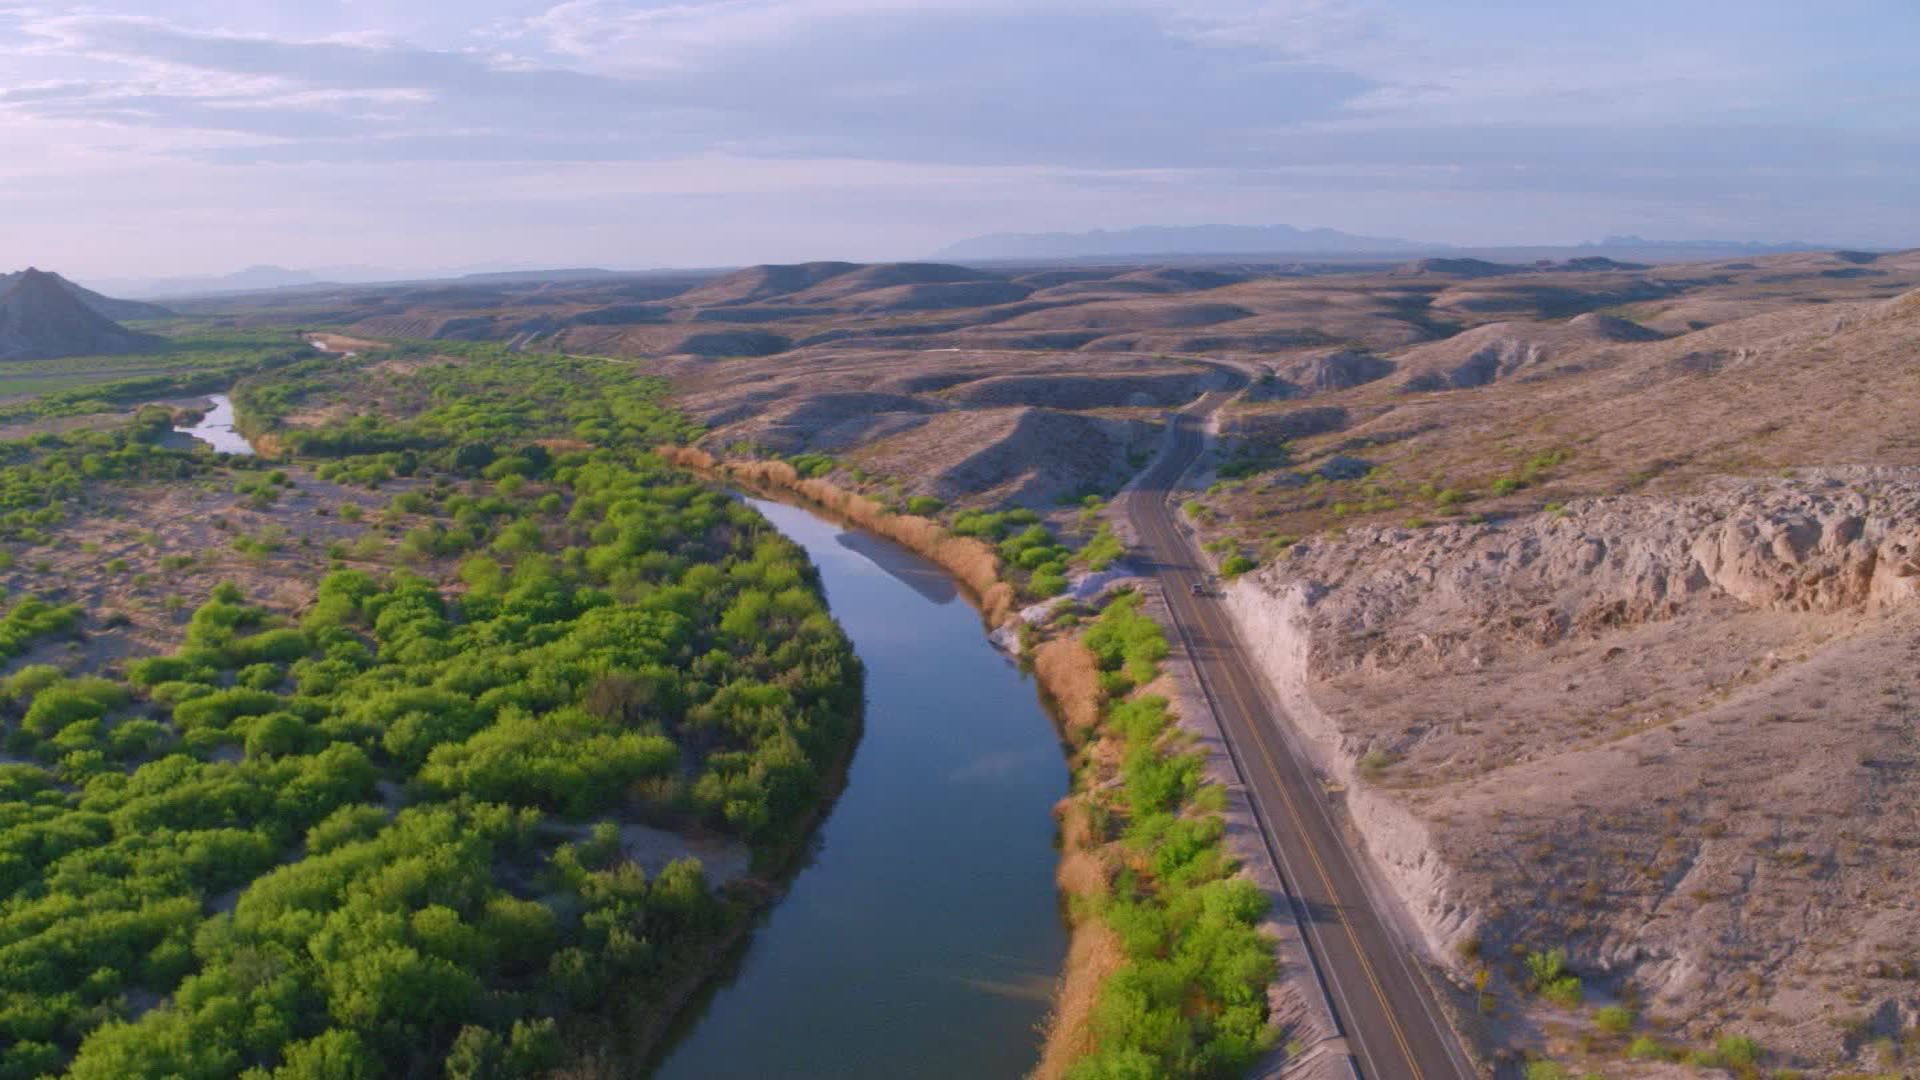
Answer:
xmin=1123 ymin=393 xmax=1477 ymax=1080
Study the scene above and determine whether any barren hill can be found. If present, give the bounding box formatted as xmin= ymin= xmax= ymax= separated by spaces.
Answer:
xmin=0 ymin=268 xmax=164 ymax=361
xmin=0 ymin=269 xmax=172 ymax=321
xmin=1181 ymin=271 xmax=1920 ymax=1075
xmin=671 ymin=262 xmax=861 ymax=307
xmin=1389 ymin=257 xmax=1519 ymax=278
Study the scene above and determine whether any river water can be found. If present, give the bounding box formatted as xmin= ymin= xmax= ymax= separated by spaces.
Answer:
xmin=171 ymin=394 xmax=255 ymax=455
xmin=652 ymin=496 xmax=1070 ymax=1079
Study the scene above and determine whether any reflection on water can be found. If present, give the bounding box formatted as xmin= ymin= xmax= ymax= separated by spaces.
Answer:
xmin=171 ymin=394 xmax=254 ymax=455
xmin=652 ymin=497 xmax=1067 ymax=1079
xmin=834 ymin=528 xmax=959 ymax=604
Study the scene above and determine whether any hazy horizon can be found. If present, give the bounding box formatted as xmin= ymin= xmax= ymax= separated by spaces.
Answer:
xmin=5 ymin=0 xmax=1917 ymax=279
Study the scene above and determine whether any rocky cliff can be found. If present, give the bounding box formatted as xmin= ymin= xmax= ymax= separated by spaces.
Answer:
xmin=1223 ymin=469 xmax=1920 ymax=1071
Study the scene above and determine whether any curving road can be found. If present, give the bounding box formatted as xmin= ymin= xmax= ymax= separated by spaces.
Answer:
xmin=1122 ymin=392 xmax=1478 ymax=1080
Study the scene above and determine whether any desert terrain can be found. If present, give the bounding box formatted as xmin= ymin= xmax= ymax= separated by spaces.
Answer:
xmin=168 ymin=246 xmax=1920 ymax=1075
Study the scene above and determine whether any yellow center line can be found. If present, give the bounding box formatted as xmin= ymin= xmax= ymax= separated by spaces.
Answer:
xmin=1139 ymin=437 xmax=1427 ymax=1079
xmin=1201 ymin=608 xmax=1424 ymax=1079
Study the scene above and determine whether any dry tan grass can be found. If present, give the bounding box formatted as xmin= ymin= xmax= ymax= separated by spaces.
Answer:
xmin=1030 ymin=799 xmax=1123 ymax=1080
xmin=1033 ymin=637 xmax=1101 ymax=734
xmin=654 ymin=445 xmax=716 ymax=470
xmin=665 ymin=447 xmax=1022 ymax=625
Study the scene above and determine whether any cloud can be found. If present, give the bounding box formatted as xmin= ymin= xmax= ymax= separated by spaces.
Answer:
xmin=6 ymin=4 xmax=1381 ymax=168
xmin=0 ymin=0 xmax=1915 ymax=274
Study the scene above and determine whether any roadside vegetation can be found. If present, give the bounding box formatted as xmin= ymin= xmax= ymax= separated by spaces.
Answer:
xmin=656 ymin=417 xmax=1277 ymax=1080
xmin=1047 ymin=592 xmax=1275 ymax=1079
xmin=0 ymin=341 xmax=863 ymax=1077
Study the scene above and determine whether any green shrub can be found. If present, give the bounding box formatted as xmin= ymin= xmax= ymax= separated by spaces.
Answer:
xmin=1594 ymin=1004 xmax=1634 ymax=1034
xmin=1716 ymin=1034 xmax=1760 ymax=1067
xmin=1084 ymin=592 xmax=1169 ymax=686
xmin=1079 ymin=524 xmax=1125 ymax=572
xmin=1029 ymin=571 xmax=1069 ymax=598
xmin=1357 ymin=749 xmax=1398 ymax=778
xmin=3 ymin=664 xmax=65 ymax=701
xmin=0 ymin=596 xmax=82 ymax=658
xmin=1525 ymin=948 xmax=1583 ymax=1007
xmin=1625 ymin=1035 xmax=1669 ymax=1061
xmin=1219 ymin=554 xmax=1256 ymax=578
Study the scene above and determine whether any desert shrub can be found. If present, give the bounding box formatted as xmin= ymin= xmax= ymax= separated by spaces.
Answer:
xmin=0 ymin=596 xmax=81 ymax=659
xmin=1525 ymin=948 xmax=1583 ymax=1007
xmin=1716 ymin=1034 xmax=1760 ymax=1067
xmin=1594 ymin=1004 xmax=1634 ymax=1034
xmin=788 ymin=452 xmax=835 ymax=478
xmin=1625 ymin=1035 xmax=1670 ymax=1061
xmin=22 ymin=678 xmax=128 ymax=737
xmin=1083 ymin=591 xmax=1168 ymax=687
xmin=1357 ymin=749 xmax=1398 ymax=778
xmin=3 ymin=664 xmax=65 ymax=700
xmin=1030 ymin=571 xmax=1069 ymax=598
xmin=1078 ymin=523 xmax=1125 ymax=571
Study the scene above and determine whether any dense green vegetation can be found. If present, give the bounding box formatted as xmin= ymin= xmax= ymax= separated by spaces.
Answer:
xmin=1069 ymin=593 xmax=1274 ymax=1079
xmin=948 ymin=507 xmax=1076 ymax=599
xmin=0 ymin=343 xmax=864 ymax=1077
xmin=232 ymin=342 xmax=698 ymax=465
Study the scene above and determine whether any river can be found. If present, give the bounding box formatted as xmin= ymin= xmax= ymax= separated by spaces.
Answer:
xmin=170 ymin=394 xmax=255 ymax=455
xmin=651 ymin=496 xmax=1070 ymax=1079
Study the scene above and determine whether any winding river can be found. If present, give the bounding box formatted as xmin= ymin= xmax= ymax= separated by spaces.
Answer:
xmin=171 ymin=394 xmax=255 ymax=455
xmin=652 ymin=496 xmax=1070 ymax=1078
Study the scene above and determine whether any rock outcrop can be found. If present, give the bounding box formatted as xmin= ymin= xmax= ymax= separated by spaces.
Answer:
xmin=1221 ymin=469 xmax=1920 ymax=1070
xmin=1268 ymin=470 xmax=1920 ymax=676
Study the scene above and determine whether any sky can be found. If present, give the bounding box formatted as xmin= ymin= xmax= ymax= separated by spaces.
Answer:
xmin=2 ymin=0 xmax=1917 ymax=278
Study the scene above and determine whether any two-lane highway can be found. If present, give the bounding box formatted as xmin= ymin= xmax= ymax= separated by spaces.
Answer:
xmin=1122 ymin=395 xmax=1477 ymax=1080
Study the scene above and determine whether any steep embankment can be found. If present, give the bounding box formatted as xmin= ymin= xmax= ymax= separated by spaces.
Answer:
xmin=1221 ymin=469 xmax=1920 ymax=1072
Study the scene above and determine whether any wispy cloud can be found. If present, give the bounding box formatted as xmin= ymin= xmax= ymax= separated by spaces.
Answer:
xmin=0 ymin=0 xmax=1914 ymax=275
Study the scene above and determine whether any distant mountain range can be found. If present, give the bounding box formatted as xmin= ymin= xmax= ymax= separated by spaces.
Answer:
xmin=0 ymin=268 xmax=164 ymax=361
xmin=936 ymin=224 xmax=1438 ymax=260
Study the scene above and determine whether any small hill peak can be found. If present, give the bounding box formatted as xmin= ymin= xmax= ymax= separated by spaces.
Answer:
xmin=0 ymin=266 xmax=163 ymax=361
